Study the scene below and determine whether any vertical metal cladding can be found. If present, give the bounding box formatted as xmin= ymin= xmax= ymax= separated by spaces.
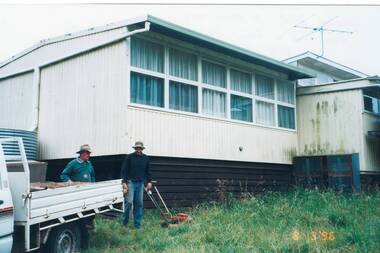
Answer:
xmin=0 ymin=128 xmax=38 ymax=160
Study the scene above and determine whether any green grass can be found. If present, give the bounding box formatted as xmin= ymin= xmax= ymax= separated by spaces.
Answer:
xmin=84 ymin=189 xmax=380 ymax=253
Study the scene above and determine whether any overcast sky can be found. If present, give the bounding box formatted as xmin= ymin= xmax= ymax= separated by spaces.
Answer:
xmin=0 ymin=3 xmax=379 ymax=75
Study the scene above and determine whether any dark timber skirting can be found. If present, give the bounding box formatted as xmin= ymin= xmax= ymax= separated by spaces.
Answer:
xmin=361 ymin=171 xmax=380 ymax=191
xmin=44 ymin=155 xmax=292 ymax=208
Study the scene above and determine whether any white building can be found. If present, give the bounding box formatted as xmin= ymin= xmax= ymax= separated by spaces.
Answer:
xmin=1 ymin=15 xmax=378 ymax=203
xmin=0 ymin=15 xmax=312 ymax=162
xmin=297 ymin=77 xmax=380 ymax=167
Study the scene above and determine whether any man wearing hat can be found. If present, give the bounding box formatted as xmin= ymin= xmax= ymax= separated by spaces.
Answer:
xmin=60 ymin=144 xmax=95 ymax=183
xmin=121 ymin=141 xmax=152 ymax=229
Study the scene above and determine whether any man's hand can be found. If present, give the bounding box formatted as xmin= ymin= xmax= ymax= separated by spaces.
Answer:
xmin=146 ymin=182 xmax=153 ymax=190
xmin=122 ymin=183 xmax=128 ymax=194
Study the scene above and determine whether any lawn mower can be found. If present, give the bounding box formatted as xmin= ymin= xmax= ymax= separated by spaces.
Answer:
xmin=146 ymin=181 xmax=192 ymax=228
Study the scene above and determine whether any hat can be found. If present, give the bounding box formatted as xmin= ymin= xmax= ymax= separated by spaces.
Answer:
xmin=132 ymin=141 xmax=145 ymax=150
xmin=76 ymin=144 xmax=92 ymax=154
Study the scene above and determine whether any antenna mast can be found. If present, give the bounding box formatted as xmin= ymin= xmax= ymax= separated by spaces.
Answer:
xmin=294 ymin=17 xmax=353 ymax=56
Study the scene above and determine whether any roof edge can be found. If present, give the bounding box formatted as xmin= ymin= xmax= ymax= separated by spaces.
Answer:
xmin=147 ymin=15 xmax=314 ymax=79
xmin=0 ymin=15 xmax=149 ymax=68
xmin=284 ymin=51 xmax=368 ymax=78
xmin=297 ymin=76 xmax=380 ymax=96
xmin=1 ymin=14 xmax=313 ymax=80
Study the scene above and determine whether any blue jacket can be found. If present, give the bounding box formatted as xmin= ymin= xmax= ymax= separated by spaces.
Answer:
xmin=60 ymin=158 xmax=95 ymax=182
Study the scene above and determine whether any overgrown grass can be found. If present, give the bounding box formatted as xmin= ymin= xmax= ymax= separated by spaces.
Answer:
xmin=84 ymin=189 xmax=380 ymax=253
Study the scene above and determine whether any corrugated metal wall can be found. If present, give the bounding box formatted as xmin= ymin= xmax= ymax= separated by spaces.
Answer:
xmin=126 ymin=106 xmax=297 ymax=164
xmin=0 ymin=27 xmax=127 ymax=77
xmin=37 ymin=39 xmax=297 ymax=163
xmin=297 ymin=89 xmax=363 ymax=155
xmin=0 ymin=71 xmax=35 ymax=130
xmin=39 ymin=41 xmax=129 ymax=159
xmin=362 ymin=113 xmax=380 ymax=172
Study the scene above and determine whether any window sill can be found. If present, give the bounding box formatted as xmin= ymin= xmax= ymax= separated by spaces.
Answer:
xmin=363 ymin=110 xmax=380 ymax=117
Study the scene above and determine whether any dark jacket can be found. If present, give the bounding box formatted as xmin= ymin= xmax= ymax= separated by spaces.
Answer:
xmin=121 ymin=152 xmax=152 ymax=183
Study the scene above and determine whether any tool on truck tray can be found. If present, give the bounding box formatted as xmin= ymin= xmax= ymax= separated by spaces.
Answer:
xmin=146 ymin=181 xmax=191 ymax=227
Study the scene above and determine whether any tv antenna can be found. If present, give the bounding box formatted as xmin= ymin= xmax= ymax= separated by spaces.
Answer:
xmin=294 ymin=17 xmax=353 ymax=56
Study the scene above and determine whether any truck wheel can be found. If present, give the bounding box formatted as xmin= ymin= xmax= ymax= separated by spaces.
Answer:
xmin=46 ymin=223 xmax=82 ymax=253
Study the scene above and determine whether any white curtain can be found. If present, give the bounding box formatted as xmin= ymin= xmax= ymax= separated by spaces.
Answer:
xmin=169 ymin=81 xmax=198 ymax=113
xmin=131 ymin=37 xmax=164 ymax=73
xmin=230 ymin=69 xmax=252 ymax=94
xmin=169 ymin=49 xmax=198 ymax=81
xmin=231 ymin=95 xmax=252 ymax=122
xmin=278 ymin=105 xmax=295 ymax=129
xmin=202 ymin=61 xmax=226 ymax=88
xmin=256 ymin=100 xmax=275 ymax=126
xmin=255 ymin=74 xmax=274 ymax=99
xmin=130 ymin=72 xmax=164 ymax=107
xmin=277 ymin=80 xmax=295 ymax=104
xmin=202 ymin=89 xmax=226 ymax=118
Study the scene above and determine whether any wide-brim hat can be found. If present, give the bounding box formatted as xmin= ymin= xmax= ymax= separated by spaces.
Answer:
xmin=76 ymin=144 xmax=92 ymax=154
xmin=132 ymin=141 xmax=145 ymax=150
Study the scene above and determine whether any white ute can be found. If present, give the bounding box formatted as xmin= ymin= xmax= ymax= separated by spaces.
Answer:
xmin=0 ymin=137 xmax=124 ymax=253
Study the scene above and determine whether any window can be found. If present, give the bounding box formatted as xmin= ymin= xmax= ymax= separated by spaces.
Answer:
xmin=230 ymin=69 xmax=252 ymax=94
xmin=128 ymin=37 xmax=298 ymax=130
xmin=130 ymin=72 xmax=164 ymax=107
xmin=169 ymin=49 xmax=198 ymax=81
xmin=278 ymin=105 xmax=295 ymax=129
xmin=255 ymin=74 xmax=274 ymax=99
xmin=202 ymin=61 xmax=226 ymax=88
xmin=277 ymin=80 xmax=295 ymax=104
xmin=364 ymin=96 xmax=380 ymax=114
xmin=256 ymin=100 xmax=275 ymax=126
xmin=202 ymin=89 xmax=226 ymax=118
xmin=131 ymin=37 xmax=164 ymax=73
xmin=231 ymin=95 xmax=252 ymax=122
xmin=169 ymin=81 xmax=198 ymax=113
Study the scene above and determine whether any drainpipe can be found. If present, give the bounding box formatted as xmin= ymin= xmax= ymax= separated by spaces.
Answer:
xmin=30 ymin=67 xmax=40 ymax=132
xmin=28 ymin=21 xmax=151 ymax=132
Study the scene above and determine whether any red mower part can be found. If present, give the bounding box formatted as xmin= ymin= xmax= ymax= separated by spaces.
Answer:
xmin=170 ymin=213 xmax=191 ymax=223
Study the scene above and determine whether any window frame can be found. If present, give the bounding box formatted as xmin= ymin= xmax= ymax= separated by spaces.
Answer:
xmin=130 ymin=71 xmax=165 ymax=108
xmin=169 ymin=47 xmax=198 ymax=81
xmin=169 ymin=80 xmax=199 ymax=113
xmin=363 ymin=94 xmax=380 ymax=116
xmin=230 ymin=93 xmax=253 ymax=123
xmin=127 ymin=34 xmax=297 ymax=131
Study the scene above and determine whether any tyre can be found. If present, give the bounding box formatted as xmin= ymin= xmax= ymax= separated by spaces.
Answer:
xmin=46 ymin=223 xmax=82 ymax=253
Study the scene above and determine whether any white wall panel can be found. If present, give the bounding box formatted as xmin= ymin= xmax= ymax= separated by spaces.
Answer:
xmin=297 ymin=89 xmax=363 ymax=156
xmin=39 ymin=41 xmax=129 ymax=159
xmin=0 ymin=71 xmax=35 ymax=130
xmin=123 ymin=106 xmax=297 ymax=164
xmin=0 ymin=27 xmax=127 ymax=77
xmin=362 ymin=112 xmax=380 ymax=172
